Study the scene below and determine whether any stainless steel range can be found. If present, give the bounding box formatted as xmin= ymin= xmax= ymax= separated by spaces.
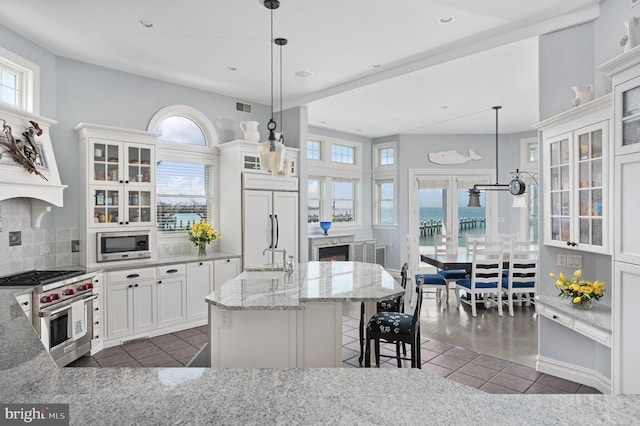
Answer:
xmin=2 ymin=270 xmax=99 ymax=367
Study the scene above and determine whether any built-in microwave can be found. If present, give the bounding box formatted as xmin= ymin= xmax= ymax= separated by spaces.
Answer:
xmin=96 ymin=231 xmax=151 ymax=262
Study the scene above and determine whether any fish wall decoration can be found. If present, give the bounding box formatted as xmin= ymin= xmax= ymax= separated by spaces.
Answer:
xmin=427 ymin=149 xmax=482 ymax=165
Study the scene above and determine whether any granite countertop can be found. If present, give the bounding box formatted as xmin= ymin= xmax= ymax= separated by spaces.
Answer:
xmin=206 ymin=261 xmax=404 ymax=310
xmin=3 ymin=288 xmax=640 ymax=423
xmin=84 ymin=250 xmax=241 ymax=274
xmin=536 ymin=295 xmax=611 ymax=333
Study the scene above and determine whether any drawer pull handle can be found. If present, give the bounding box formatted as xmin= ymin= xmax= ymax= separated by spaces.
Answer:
xmin=166 ymin=269 xmax=178 ymax=274
xmin=126 ymin=274 xmax=140 ymax=279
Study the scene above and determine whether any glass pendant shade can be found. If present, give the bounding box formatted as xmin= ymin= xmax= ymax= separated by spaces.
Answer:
xmin=259 ymin=130 xmax=286 ymax=175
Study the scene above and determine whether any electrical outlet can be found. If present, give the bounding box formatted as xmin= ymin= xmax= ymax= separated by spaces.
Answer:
xmin=557 ymin=254 xmax=566 ymax=267
xmin=219 ymin=310 xmax=231 ymax=328
xmin=574 ymin=255 xmax=582 ymax=268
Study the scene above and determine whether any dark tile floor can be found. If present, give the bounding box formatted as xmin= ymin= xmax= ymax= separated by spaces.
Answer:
xmin=68 ymin=324 xmax=209 ymax=368
xmin=69 ymin=316 xmax=600 ymax=394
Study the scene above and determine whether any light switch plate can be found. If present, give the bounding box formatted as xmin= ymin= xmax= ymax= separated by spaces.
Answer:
xmin=557 ymin=254 xmax=566 ymax=267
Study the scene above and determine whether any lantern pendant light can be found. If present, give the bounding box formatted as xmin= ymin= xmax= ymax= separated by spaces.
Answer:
xmin=259 ymin=0 xmax=287 ymax=176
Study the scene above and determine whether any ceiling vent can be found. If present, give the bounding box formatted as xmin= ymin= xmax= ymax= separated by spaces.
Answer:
xmin=235 ymin=101 xmax=252 ymax=114
xmin=0 ymin=104 xmax=67 ymax=227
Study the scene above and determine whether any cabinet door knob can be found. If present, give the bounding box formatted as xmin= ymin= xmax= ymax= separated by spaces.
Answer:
xmin=134 ymin=283 xmax=139 ymax=287
xmin=552 ymin=315 xmax=558 ymax=319
xmin=158 ymin=280 xmax=162 ymax=284
xmin=128 ymin=284 xmax=133 ymax=288
xmin=199 ymin=262 xmax=203 ymax=266
xmin=226 ymin=259 xmax=230 ymax=263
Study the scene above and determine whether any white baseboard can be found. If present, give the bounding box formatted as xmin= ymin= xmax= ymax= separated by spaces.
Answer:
xmin=537 ymin=355 xmax=611 ymax=394
xmin=102 ymin=319 xmax=208 ymax=349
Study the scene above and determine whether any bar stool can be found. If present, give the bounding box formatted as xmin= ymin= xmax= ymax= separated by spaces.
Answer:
xmin=358 ymin=263 xmax=408 ymax=365
xmin=365 ymin=279 xmax=424 ymax=368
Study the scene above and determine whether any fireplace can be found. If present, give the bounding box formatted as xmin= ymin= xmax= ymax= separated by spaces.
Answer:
xmin=318 ymin=244 xmax=350 ymax=262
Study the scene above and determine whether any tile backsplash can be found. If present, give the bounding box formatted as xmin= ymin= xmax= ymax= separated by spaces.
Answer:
xmin=0 ymin=198 xmax=79 ymax=277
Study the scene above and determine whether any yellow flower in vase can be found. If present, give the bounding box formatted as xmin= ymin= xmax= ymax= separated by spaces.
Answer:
xmin=188 ymin=219 xmax=221 ymax=256
xmin=551 ymin=269 xmax=606 ymax=309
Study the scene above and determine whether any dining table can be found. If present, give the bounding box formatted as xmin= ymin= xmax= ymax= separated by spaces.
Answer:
xmin=420 ymin=252 xmax=510 ymax=273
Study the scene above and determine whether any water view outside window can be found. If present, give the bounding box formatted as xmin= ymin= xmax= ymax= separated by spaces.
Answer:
xmin=155 ymin=116 xmax=206 ymax=146
xmin=418 ymin=187 xmax=486 ymax=250
xmin=332 ymin=180 xmax=355 ymax=223
xmin=156 ymin=161 xmax=211 ymax=231
xmin=308 ymin=179 xmax=321 ymax=223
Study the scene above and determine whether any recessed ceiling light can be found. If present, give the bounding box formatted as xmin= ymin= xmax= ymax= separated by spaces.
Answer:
xmin=137 ymin=19 xmax=154 ymax=28
xmin=439 ymin=16 xmax=454 ymax=24
xmin=441 ymin=105 xmax=448 ymax=109
xmin=371 ymin=64 xmax=381 ymax=68
xmin=227 ymin=66 xmax=237 ymax=71
xmin=295 ymin=70 xmax=314 ymax=78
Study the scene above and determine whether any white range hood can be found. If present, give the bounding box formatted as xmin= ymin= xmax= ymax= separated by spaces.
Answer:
xmin=0 ymin=103 xmax=67 ymax=226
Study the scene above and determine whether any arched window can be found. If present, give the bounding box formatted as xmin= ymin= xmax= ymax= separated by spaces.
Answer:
xmin=148 ymin=105 xmax=219 ymax=236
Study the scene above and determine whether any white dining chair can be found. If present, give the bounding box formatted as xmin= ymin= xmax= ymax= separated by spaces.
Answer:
xmin=501 ymin=240 xmax=538 ymax=316
xmin=455 ymin=241 xmax=504 ymax=317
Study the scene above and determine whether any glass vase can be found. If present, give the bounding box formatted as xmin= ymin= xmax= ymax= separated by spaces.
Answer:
xmin=571 ymin=298 xmax=592 ymax=310
xmin=198 ymin=242 xmax=207 ymax=257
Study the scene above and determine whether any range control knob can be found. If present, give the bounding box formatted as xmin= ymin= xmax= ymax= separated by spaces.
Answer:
xmin=41 ymin=295 xmax=52 ymax=303
xmin=65 ymin=289 xmax=76 ymax=296
xmin=87 ymin=283 xmax=94 ymax=289
xmin=51 ymin=293 xmax=61 ymax=301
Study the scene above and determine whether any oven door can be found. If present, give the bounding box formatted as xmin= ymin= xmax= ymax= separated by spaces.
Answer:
xmin=39 ymin=295 xmax=97 ymax=367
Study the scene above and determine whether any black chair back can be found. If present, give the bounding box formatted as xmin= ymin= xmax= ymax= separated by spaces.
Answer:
xmin=400 ymin=262 xmax=408 ymax=290
xmin=411 ymin=275 xmax=424 ymax=332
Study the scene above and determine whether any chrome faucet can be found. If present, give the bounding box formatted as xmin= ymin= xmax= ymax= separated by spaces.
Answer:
xmin=262 ymin=247 xmax=287 ymax=271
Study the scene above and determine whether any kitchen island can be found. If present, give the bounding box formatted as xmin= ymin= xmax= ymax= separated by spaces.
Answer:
xmin=3 ymin=287 xmax=640 ymax=424
xmin=206 ymin=261 xmax=404 ymax=368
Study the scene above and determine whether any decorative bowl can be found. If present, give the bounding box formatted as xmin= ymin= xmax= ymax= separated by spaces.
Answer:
xmin=319 ymin=221 xmax=332 ymax=235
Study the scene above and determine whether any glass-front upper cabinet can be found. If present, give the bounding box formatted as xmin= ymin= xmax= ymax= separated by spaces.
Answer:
xmin=615 ymin=75 xmax=640 ymax=156
xmin=90 ymin=139 xmax=153 ymax=186
xmin=536 ymin=95 xmax=611 ymax=254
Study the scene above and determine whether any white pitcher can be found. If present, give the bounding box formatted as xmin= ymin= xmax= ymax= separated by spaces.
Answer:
xmin=240 ymin=121 xmax=260 ymax=143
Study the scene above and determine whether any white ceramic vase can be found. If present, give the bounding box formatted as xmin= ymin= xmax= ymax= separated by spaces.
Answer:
xmin=571 ymin=84 xmax=593 ymax=108
xmin=240 ymin=121 xmax=260 ymax=143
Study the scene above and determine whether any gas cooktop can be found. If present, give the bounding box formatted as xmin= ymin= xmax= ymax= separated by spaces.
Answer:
xmin=0 ymin=270 xmax=86 ymax=287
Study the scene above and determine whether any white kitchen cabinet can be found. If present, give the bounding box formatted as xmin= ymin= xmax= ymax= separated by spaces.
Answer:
xmin=214 ymin=257 xmax=240 ymax=286
xmin=613 ymin=261 xmax=640 ymax=394
xmin=86 ymin=138 xmax=155 ymax=227
xmin=156 ymin=265 xmax=187 ymax=328
xmin=218 ymin=141 xmax=299 ymax=270
xmin=106 ymin=267 xmax=157 ymax=340
xmin=75 ymin=123 xmax=158 ymax=268
xmin=534 ymin=96 xmax=611 ymax=254
xmin=186 ymin=260 xmax=214 ymax=321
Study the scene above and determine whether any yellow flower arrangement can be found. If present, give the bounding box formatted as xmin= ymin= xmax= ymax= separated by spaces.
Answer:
xmin=550 ymin=269 xmax=606 ymax=306
xmin=188 ymin=218 xmax=221 ymax=250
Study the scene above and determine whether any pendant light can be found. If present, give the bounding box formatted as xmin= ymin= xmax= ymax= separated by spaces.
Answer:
xmin=259 ymin=0 xmax=286 ymax=175
xmin=468 ymin=106 xmax=526 ymax=206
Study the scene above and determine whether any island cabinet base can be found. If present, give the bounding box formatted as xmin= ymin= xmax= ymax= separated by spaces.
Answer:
xmin=208 ymin=303 xmax=343 ymax=368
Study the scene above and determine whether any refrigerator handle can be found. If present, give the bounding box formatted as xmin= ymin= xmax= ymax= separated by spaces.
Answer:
xmin=274 ymin=214 xmax=279 ymax=248
xmin=269 ymin=214 xmax=274 ymax=248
